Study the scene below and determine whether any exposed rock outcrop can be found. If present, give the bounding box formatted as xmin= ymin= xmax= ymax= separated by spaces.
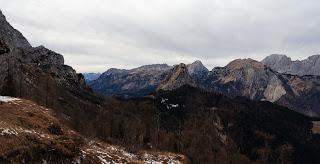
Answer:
xmin=187 ymin=60 xmax=209 ymax=81
xmin=263 ymin=75 xmax=286 ymax=102
xmin=157 ymin=63 xmax=197 ymax=91
xmin=262 ymin=54 xmax=320 ymax=75
xmin=0 ymin=11 xmax=31 ymax=51
xmin=206 ymin=59 xmax=320 ymax=116
xmin=0 ymin=10 xmax=100 ymax=137
xmin=208 ymin=59 xmax=273 ymax=100
xmin=0 ymin=10 xmax=85 ymax=92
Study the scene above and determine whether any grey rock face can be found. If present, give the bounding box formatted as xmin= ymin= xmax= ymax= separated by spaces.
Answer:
xmin=187 ymin=60 xmax=209 ymax=81
xmin=0 ymin=11 xmax=31 ymax=50
xmin=0 ymin=11 xmax=64 ymax=66
xmin=263 ymin=75 xmax=286 ymax=102
xmin=25 ymin=46 xmax=64 ymax=65
xmin=0 ymin=10 xmax=86 ymax=99
xmin=208 ymin=59 xmax=274 ymax=100
xmin=206 ymin=59 xmax=320 ymax=116
xmin=262 ymin=54 xmax=320 ymax=75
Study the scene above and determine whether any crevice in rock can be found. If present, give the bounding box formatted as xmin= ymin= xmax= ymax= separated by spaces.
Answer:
xmin=0 ymin=40 xmax=10 ymax=55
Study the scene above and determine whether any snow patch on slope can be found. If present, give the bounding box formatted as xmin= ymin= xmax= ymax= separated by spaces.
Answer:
xmin=0 ymin=96 xmax=20 ymax=103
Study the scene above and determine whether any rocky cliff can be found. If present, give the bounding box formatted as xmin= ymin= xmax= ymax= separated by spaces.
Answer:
xmin=187 ymin=60 xmax=209 ymax=81
xmin=206 ymin=59 xmax=320 ymax=116
xmin=262 ymin=54 xmax=320 ymax=75
xmin=0 ymin=10 xmax=102 ymax=136
xmin=207 ymin=59 xmax=287 ymax=102
xmin=157 ymin=63 xmax=197 ymax=91
xmin=0 ymin=10 xmax=84 ymax=90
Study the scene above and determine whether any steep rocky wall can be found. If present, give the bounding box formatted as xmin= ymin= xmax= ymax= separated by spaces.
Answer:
xmin=262 ymin=54 xmax=320 ymax=76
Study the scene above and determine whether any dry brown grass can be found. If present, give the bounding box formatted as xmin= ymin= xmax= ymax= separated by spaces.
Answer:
xmin=0 ymin=99 xmax=80 ymax=163
xmin=0 ymin=98 xmax=188 ymax=163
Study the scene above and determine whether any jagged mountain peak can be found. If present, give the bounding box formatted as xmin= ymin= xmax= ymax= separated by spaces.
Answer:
xmin=157 ymin=63 xmax=197 ymax=91
xmin=262 ymin=54 xmax=292 ymax=64
xmin=187 ymin=60 xmax=208 ymax=73
xmin=262 ymin=54 xmax=320 ymax=75
xmin=0 ymin=10 xmax=31 ymax=50
xmin=187 ymin=60 xmax=209 ymax=81
xmin=190 ymin=60 xmax=203 ymax=65
xmin=226 ymin=58 xmax=266 ymax=70
xmin=267 ymin=54 xmax=291 ymax=59
xmin=0 ymin=10 xmax=4 ymax=18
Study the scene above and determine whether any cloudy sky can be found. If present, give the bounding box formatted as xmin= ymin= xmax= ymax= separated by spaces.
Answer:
xmin=1 ymin=0 xmax=319 ymax=72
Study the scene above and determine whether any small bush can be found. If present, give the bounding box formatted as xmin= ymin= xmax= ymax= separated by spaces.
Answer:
xmin=48 ymin=123 xmax=63 ymax=135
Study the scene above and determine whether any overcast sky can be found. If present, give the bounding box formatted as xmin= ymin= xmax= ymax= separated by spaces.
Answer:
xmin=1 ymin=0 xmax=319 ymax=73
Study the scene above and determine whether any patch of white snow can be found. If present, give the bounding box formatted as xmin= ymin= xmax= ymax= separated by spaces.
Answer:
xmin=0 ymin=96 xmax=20 ymax=103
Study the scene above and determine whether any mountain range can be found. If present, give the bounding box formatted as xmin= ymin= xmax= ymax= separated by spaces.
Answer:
xmin=1 ymin=9 xmax=320 ymax=164
xmin=88 ymin=57 xmax=320 ymax=117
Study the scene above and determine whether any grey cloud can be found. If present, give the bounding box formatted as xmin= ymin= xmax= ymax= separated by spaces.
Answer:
xmin=0 ymin=0 xmax=319 ymax=72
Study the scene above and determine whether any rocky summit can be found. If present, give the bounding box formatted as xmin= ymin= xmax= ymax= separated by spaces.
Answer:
xmin=262 ymin=54 xmax=320 ymax=75
xmin=186 ymin=60 xmax=209 ymax=81
xmin=157 ymin=63 xmax=197 ymax=91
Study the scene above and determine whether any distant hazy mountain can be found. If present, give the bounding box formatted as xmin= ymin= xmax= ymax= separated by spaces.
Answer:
xmin=262 ymin=54 xmax=320 ymax=75
xmin=88 ymin=64 xmax=172 ymax=97
xmin=83 ymin=73 xmax=101 ymax=82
